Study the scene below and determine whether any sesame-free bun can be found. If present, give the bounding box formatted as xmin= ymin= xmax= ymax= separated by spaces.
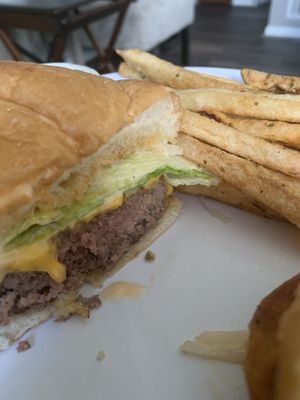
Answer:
xmin=0 ymin=62 xmax=181 ymax=239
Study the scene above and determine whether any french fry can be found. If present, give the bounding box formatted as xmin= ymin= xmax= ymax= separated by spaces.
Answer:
xmin=177 ymin=181 xmax=285 ymax=221
xmin=181 ymin=111 xmax=300 ymax=178
xmin=116 ymin=48 xmax=249 ymax=91
xmin=177 ymin=133 xmax=300 ymax=228
xmin=242 ymin=68 xmax=300 ymax=94
xmin=118 ymin=62 xmax=145 ymax=80
xmin=209 ymin=111 xmax=300 ymax=149
xmin=177 ymin=88 xmax=300 ymax=123
xmin=117 ymin=50 xmax=300 ymax=227
xmin=180 ymin=330 xmax=249 ymax=364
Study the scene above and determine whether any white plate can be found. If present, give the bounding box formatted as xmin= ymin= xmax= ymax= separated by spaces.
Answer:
xmin=44 ymin=62 xmax=100 ymax=76
xmin=1 ymin=66 xmax=299 ymax=400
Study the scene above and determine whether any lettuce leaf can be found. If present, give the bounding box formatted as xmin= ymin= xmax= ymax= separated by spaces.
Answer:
xmin=5 ymin=152 xmax=217 ymax=250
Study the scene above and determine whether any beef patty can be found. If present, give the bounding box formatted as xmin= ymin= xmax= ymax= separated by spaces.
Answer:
xmin=0 ymin=178 xmax=168 ymax=324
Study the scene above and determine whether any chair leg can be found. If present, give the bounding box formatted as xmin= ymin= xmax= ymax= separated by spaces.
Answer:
xmin=48 ymin=33 xmax=66 ymax=62
xmin=82 ymin=25 xmax=115 ymax=71
xmin=103 ymin=3 xmax=130 ymax=71
xmin=0 ymin=28 xmax=23 ymax=60
xmin=181 ymin=26 xmax=190 ymax=66
xmin=79 ymin=2 xmax=130 ymax=72
xmin=83 ymin=25 xmax=105 ymax=60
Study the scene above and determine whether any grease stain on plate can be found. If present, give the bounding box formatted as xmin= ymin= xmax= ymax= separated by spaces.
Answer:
xmin=100 ymin=281 xmax=145 ymax=302
xmin=200 ymin=199 xmax=232 ymax=223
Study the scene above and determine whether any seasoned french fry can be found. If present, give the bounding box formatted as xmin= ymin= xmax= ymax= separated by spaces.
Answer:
xmin=116 ymin=48 xmax=248 ymax=91
xmin=177 ymin=88 xmax=300 ymax=123
xmin=181 ymin=111 xmax=300 ymax=178
xmin=242 ymin=68 xmax=300 ymax=94
xmin=177 ymin=133 xmax=300 ymax=228
xmin=118 ymin=62 xmax=145 ymax=80
xmin=209 ymin=111 xmax=300 ymax=149
xmin=117 ymin=50 xmax=300 ymax=227
xmin=177 ymin=181 xmax=285 ymax=221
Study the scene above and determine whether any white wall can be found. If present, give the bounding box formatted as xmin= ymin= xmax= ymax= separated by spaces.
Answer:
xmin=264 ymin=0 xmax=300 ymax=38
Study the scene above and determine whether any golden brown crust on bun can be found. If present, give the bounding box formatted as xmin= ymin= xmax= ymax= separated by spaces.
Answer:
xmin=244 ymin=274 xmax=300 ymax=400
xmin=0 ymin=62 xmax=170 ymax=148
xmin=0 ymin=62 xmax=178 ymax=225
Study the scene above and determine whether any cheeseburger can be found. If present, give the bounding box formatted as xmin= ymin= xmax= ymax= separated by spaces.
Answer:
xmin=0 ymin=62 xmax=216 ymax=350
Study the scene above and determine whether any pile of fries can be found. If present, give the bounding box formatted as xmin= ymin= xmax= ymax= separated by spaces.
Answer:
xmin=117 ymin=49 xmax=300 ymax=228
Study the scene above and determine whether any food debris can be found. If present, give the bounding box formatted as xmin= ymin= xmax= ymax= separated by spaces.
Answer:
xmin=78 ymin=294 xmax=102 ymax=311
xmin=144 ymin=250 xmax=156 ymax=262
xmin=17 ymin=340 xmax=31 ymax=353
xmin=54 ymin=291 xmax=102 ymax=322
xmin=97 ymin=351 xmax=106 ymax=362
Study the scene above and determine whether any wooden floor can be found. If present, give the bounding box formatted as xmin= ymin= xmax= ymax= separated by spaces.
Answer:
xmin=159 ymin=3 xmax=300 ymax=75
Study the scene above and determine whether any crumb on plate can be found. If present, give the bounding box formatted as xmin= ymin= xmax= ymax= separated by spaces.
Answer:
xmin=97 ymin=351 xmax=106 ymax=361
xmin=144 ymin=250 xmax=156 ymax=262
xmin=17 ymin=340 xmax=31 ymax=353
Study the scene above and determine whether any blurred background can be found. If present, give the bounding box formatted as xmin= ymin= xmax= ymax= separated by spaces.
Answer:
xmin=0 ymin=0 xmax=299 ymax=74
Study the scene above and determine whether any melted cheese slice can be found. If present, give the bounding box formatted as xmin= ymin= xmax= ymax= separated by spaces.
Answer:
xmin=0 ymin=239 xmax=66 ymax=284
xmin=0 ymin=182 xmax=171 ymax=284
xmin=81 ymin=192 xmax=124 ymax=223
xmin=0 ymin=193 xmax=125 ymax=284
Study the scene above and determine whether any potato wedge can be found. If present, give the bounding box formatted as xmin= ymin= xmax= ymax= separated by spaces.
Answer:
xmin=245 ymin=274 xmax=300 ymax=400
xmin=242 ymin=68 xmax=300 ymax=94
xmin=275 ymin=284 xmax=300 ymax=400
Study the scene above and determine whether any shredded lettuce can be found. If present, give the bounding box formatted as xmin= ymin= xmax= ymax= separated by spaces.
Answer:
xmin=5 ymin=152 xmax=218 ymax=250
